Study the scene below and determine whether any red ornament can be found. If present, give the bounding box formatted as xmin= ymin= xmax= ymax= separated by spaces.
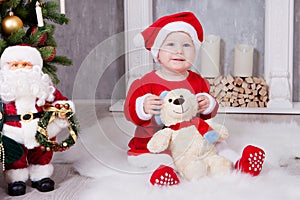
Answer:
xmin=55 ymin=103 xmax=60 ymax=109
xmin=40 ymin=146 xmax=45 ymax=151
xmin=64 ymin=103 xmax=70 ymax=109
xmin=29 ymin=26 xmax=47 ymax=46
xmin=43 ymin=47 xmax=56 ymax=62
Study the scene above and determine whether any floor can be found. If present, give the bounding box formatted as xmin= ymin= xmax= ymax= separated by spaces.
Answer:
xmin=0 ymin=101 xmax=299 ymax=199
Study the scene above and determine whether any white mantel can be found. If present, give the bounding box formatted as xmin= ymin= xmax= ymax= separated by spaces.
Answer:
xmin=110 ymin=0 xmax=299 ymax=114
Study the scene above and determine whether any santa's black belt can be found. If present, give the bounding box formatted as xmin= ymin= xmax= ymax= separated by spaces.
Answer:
xmin=4 ymin=112 xmax=44 ymax=122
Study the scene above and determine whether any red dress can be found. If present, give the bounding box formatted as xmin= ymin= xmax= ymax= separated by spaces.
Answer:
xmin=124 ymin=70 xmax=218 ymax=155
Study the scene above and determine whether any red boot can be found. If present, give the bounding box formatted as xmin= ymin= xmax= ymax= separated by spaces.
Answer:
xmin=150 ymin=165 xmax=180 ymax=186
xmin=235 ymin=145 xmax=265 ymax=176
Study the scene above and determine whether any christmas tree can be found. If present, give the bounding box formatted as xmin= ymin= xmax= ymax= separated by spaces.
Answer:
xmin=0 ymin=0 xmax=72 ymax=84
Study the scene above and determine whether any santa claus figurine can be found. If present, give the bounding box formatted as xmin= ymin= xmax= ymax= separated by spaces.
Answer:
xmin=0 ymin=45 xmax=75 ymax=196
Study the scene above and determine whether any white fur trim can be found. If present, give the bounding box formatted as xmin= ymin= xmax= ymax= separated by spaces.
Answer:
xmin=29 ymin=164 xmax=54 ymax=181
xmin=47 ymin=119 xmax=67 ymax=138
xmin=196 ymin=93 xmax=216 ymax=115
xmin=21 ymin=120 xmax=40 ymax=149
xmin=133 ymin=33 xmax=145 ymax=48
xmin=3 ymin=125 xmax=23 ymax=144
xmin=5 ymin=168 xmax=29 ymax=183
xmin=3 ymin=122 xmax=40 ymax=149
xmin=136 ymin=93 xmax=153 ymax=120
xmin=151 ymin=21 xmax=201 ymax=63
xmin=127 ymin=153 xmax=174 ymax=170
xmin=0 ymin=46 xmax=43 ymax=69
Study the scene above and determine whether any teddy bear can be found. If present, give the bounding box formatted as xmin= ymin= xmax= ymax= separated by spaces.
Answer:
xmin=147 ymin=88 xmax=233 ymax=181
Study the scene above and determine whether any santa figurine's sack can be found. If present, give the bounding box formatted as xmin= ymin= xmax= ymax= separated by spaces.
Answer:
xmin=0 ymin=99 xmax=24 ymax=165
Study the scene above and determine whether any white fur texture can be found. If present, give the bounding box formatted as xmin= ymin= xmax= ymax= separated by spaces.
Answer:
xmin=53 ymin=106 xmax=300 ymax=200
xmin=0 ymin=46 xmax=43 ymax=69
xmin=148 ymin=88 xmax=232 ymax=180
xmin=147 ymin=128 xmax=172 ymax=153
xmin=127 ymin=153 xmax=174 ymax=170
xmin=29 ymin=164 xmax=54 ymax=181
xmin=0 ymin=66 xmax=55 ymax=104
xmin=4 ymin=168 xmax=29 ymax=183
xmin=160 ymin=89 xmax=198 ymax=126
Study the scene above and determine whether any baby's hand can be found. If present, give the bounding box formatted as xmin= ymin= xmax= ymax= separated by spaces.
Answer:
xmin=143 ymin=95 xmax=163 ymax=115
xmin=197 ymin=95 xmax=210 ymax=113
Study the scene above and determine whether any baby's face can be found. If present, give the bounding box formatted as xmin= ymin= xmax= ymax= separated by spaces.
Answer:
xmin=158 ymin=31 xmax=196 ymax=74
xmin=8 ymin=61 xmax=33 ymax=70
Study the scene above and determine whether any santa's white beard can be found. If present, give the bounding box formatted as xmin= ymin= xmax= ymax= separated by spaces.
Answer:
xmin=0 ymin=65 xmax=55 ymax=106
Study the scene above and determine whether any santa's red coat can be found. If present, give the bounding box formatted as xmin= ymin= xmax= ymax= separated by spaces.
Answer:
xmin=2 ymin=89 xmax=68 ymax=170
xmin=3 ymin=89 xmax=67 ymax=128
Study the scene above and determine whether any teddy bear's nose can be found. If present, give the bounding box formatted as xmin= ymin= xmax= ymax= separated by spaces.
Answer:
xmin=173 ymin=98 xmax=185 ymax=105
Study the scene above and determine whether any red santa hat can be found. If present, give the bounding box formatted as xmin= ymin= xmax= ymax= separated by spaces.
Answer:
xmin=0 ymin=45 xmax=43 ymax=69
xmin=134 ymin=12 xmax=204 ymax=62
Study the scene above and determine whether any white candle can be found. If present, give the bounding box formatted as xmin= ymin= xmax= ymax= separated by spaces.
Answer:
xmin=35 ymin=2 xmax=44 ymax=27
xmin=233 ymin=44 xmax=254 ymax=77
xmin=200 ymin=34 xmax=221 ymax=77
xmin=60 ymin=0 xmax=65 ymax=14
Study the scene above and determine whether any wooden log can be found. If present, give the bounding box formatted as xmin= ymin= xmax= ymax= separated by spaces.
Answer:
xmin=221 ymin=77 xmax=229 ymax=86
xmin=235 ymin=77 xmax=243 ymax=86
xmin=242 ymin=82 xmax=249 ymax=89
xmin=213 ymin=76 xmax=223 ymax=86
xmin=228 ymin=84 xmax=235 ymax=90
xmin=244 ymin=88 xmax=252 ymax=94
xmin=245 ymin=77 xmax=254 ymax=84
xmin=226 ymin=74 xmax=235 ymax=83
xmin=259 ymin=88 xmax=267 ymax=96
xmin=238 ymin=98 xmax=245 ymax=105
xmin=253 ymin=77 xmax=262 ymax=84
xmin=247 ymin=102 xmax=258 ymax=108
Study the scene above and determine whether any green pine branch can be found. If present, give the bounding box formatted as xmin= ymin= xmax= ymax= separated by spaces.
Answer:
xmin=4 ymin=0 xmax=22 ymax=9
xmin=50 ymin=56 xmax=73 ymax=66
xmin=42 ymin=1 xmax=69 ymax=25
xmin=7 ymin=28 xmax=26 ymax=45
xmin=42 ymin=63 xmax=59 ymax=84
xmin=0 ymin=39 xmax=7 ymax=55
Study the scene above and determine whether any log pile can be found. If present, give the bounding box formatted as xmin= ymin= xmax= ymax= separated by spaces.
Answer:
xmin=208 ymin=74 xmax=269 ymax=107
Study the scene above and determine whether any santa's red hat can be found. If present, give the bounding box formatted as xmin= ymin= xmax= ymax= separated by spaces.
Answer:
xmin=134 ymin=12 xmax=204 ymax=62
xmin=0 ymin=45 xmax=43 ymax=69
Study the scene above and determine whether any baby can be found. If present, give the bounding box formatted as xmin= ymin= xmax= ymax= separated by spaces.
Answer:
xmin=124 ymin=12 xmax=265 ymax=185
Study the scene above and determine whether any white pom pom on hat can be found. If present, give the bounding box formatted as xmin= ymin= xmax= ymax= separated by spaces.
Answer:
xmin=136 ymin=12 xmax=204 ymax=63
xmin=0 ymin=45 xmax=43 ymax=69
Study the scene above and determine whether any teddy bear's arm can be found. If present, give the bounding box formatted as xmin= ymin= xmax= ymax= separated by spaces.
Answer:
xmin=206 ymin=120 xmax=229 ymax=142
xmin=147 ymin=128 xmax=173 ymax=153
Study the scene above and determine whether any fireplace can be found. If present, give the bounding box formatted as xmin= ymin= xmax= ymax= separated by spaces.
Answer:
xmin=113 ymin=0 xmax=299 ymax=114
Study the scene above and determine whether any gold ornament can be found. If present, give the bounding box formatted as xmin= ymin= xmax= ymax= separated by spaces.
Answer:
xmin=1 ymin=11 xmax=24 ymax=35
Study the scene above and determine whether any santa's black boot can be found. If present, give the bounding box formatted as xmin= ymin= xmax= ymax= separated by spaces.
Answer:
xmin=8 ymin=181 xmax=26 ymax=196
xmin=32 ymin=178 xmax=55 ymax=192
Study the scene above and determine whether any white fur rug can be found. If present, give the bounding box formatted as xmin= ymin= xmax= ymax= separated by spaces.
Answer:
xmin=57 ymin=109 xmax=300 ymax=200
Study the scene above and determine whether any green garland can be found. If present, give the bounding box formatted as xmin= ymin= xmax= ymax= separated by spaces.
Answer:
xmin=35 ymin=104 xmax=79 ymax=152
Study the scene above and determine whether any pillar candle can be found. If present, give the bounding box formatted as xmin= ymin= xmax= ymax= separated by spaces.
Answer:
xmin=200 ymin=34 xmax=221 ymax=77
xmin=60 ymin=0 xmax=65 ymax=14
xmin=35 ymin=2 xmax=44 ymax=27
xmin=233 ymin=44 xmax=254 ymax=77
